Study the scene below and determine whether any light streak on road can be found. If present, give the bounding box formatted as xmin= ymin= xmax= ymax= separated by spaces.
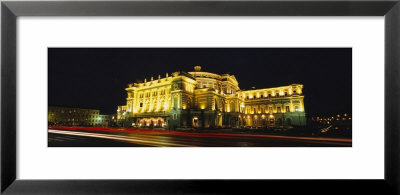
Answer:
xmin=48 ymin=129 xmax=194 ymax=147
xmin=321 ymin=125 xmax=333 ymax=133
xmin=48 ymin=127 xmax=352 ymax=147
xmin=49 ymin=126 xmax=351 ymax=143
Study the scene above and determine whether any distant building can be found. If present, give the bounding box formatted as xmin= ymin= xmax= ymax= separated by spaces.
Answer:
xmin=117 ymin=66 xmax=306 ymax=129
xmin=48 ymin=106 xmax=109 ymax=126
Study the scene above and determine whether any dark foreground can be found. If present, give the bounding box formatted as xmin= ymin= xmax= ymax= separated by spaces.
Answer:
xmin=48 ymin=127 xmax=351 ymax=147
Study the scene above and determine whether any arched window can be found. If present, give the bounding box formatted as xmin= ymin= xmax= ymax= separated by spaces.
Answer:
xmin=173 ymin=96 xmax=178 ymax=108
xmin=186 ymin=98 xmax=191 ymax=109
xmin=286 ymin=118 xmax=292 ymax=126
xmin=277 ymin=118 xmax=283 ymax=126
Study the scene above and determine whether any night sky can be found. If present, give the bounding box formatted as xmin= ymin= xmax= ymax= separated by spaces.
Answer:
xmin=48 ymin=48 xmax=352 ymax=116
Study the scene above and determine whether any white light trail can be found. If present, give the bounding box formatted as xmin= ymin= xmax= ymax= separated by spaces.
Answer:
xmin=48 ymin=129 xmax=193 ymax=147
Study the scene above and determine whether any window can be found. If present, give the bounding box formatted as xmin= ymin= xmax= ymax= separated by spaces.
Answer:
xmin=285 ymin=92 xmax=288 ymax=96
xmin=140 ymin=103 xmax=143 ymax=107
xmin=173 ymin=114 xmax=177 ymax=120
xmin=269 ymin=107 xmax=273 ymax=113
xmin=286 ymin=106 xmax=290 ymax=112
xmin=260 ymin=95 xmax=263 ymax=98
xmin=277 ymin=107 xmax=281 ymax=113
xmin=295 ymin=106 xmax=299 ymax=111
xmin=254 ymin=108 xmax=257 ymax=114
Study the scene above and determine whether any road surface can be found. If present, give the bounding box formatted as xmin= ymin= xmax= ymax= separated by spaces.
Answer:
xmin=48 ymin=127 xmax=351 ymax=147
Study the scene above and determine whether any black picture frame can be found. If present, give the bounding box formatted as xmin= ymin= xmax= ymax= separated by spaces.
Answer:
xmin=1 ymin=0 xmax=399 ymax=194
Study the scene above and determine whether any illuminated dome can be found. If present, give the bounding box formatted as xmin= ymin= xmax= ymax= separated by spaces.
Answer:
xmin=188 ymin=67 xmax=240 ymax=94
xmin=194 ymin=66 xmax=202 ymax=71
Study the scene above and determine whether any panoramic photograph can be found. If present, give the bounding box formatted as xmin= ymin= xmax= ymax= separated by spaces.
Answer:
xmin=48 ymin=48 xmax=352 ymax=147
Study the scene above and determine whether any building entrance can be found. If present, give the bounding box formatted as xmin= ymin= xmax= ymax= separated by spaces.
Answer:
xmin=192 ymin=117 xmax=198 ymax=128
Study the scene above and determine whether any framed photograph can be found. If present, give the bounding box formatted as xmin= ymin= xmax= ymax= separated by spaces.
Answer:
xmin=48 ymin=48 xmax=351 ymax=147
xmin=2 ymin=0 xmax=400 ymax=194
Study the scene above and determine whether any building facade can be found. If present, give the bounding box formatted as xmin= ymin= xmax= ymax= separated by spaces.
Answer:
xmin=117 ymin=66 xmax=306 ymax=129
xmin=48 ymin=106 xmax=110 ymax=126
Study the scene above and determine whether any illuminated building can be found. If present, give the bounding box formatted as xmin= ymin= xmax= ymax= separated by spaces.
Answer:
xmin=117 ymin=66 xmax=306 ymax=129
xmin=48 ymin=106 xmax=109 ymax=126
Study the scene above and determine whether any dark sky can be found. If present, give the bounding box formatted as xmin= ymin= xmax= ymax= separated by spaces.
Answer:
xmin=48 ymin=48 xmax=352 ymax=116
